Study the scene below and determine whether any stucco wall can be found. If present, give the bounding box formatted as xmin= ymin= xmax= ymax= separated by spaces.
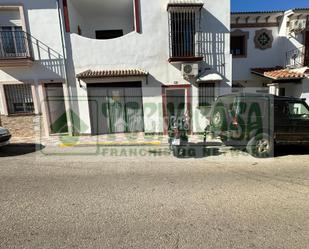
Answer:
xmin=0 ymin=0 xmax=65 ymax=84
xmin=68 ymin=0 xmax=134 ymax=38
xmin=66 ymin=0 xmax=232 ymax=133
xmin=232 ymin=26 xmax=285 ymax=81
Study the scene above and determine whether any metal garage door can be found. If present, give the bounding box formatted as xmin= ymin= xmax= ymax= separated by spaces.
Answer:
xmin=87 ymin=82 xmax=144 ymax=135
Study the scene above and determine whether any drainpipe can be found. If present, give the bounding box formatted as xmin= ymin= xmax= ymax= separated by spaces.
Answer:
xmin=56 ymin=0 xmax=74 ymax=136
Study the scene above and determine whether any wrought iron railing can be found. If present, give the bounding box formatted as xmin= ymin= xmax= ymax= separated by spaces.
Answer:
xmin=168 ymin=8 xmax=202 ymax=61
xmin=286 ymin=46 xmax=305 ymax=68
xmin=0 ymin=31 xmax=34 ymax=60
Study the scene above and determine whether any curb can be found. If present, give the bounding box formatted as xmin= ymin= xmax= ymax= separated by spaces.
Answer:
xmin=59 ymin=141 xmax=163 ymax=148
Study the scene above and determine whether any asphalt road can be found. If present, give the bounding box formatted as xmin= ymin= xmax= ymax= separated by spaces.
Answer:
xmin=0 ymin=144 xmax=309 ymax=249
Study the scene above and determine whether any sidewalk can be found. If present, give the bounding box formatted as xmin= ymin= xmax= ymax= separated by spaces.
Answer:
xmin=10 ymin=133 xmax=219 ymax=147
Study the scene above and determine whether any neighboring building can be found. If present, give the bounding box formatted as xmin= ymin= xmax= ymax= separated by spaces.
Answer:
xmin=0 ymin=0 xmax=70 ymax=138
xmin=0 ymin=0 xmax=232 ymax=138
xmin=231 ymin=9 xmax=309 ymax=102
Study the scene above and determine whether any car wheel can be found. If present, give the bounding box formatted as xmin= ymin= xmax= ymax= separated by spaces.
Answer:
xmin=212 ymin=107 xmax=225 ymax=128
xmin=246 ymin=134 xmax=274 ymax=158
xmin=211 ymin=107 xmax=227 ymax=141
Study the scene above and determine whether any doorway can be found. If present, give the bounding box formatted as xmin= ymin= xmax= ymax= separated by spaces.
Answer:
xmin=162 ymin=86 xmax=191 ymax=135
xmin=45 ymin=83 xmax=68 ymax=134
xmin=87 ymin=82 xmax=144 ymax=135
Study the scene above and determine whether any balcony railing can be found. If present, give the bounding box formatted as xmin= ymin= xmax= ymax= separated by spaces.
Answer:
xmin=0 ymin=31 xmax=34 ymax=62
xmin=286 ymin=46 xmax=306 ymax=68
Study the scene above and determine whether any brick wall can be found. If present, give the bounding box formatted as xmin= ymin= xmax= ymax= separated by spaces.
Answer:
xmin=0 ymin=115 xmax=42 ymax=139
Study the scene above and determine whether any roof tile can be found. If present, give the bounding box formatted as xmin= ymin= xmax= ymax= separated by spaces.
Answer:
xmin=77 ymin=69 xmax=148 ymax=79
xmin=251 ymin=67 xmax=306 ymax=80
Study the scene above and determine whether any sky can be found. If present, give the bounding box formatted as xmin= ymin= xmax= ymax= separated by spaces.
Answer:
xmin=232 ymin=0 xmax=309 ymax=12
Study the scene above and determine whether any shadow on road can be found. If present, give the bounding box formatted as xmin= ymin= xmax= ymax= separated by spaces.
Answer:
xmin=0 ymin=144 xmax=45 ymax=157
xmin=173 ymin=142 xmax=222 ymax=159
xmin=275 ymin=145 xmax=309 ymax=158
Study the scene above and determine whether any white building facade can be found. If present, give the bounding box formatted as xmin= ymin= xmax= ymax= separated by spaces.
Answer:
xmin=231 ymin=9 xmax=309 ymax=102
xmin=0 ymin=0 xmax=232 ymax=137
xmin=0 ymin=0 xmax=70 ymax=138
xmin=65 ymin=0 xmax=232 ymax=136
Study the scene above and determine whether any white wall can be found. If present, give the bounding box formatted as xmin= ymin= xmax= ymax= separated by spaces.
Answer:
xmin=232 ymin=26 xmax=285 ymax=81
xmin=68 ymin=0 xmax=134 ymax=39
xmin=66 ymin=0 xmax=231 ymax=133
xmin=0 ymin=0 xmax=65 ymax=84
xmin=232 ymin=11 xmax=307 ymax=82
xmin=0 ymin=0 xmax=66 ymax=136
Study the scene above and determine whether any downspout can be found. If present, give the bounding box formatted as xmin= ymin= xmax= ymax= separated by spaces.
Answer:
xmin=56 ymin=0 xmax=74 ymax=136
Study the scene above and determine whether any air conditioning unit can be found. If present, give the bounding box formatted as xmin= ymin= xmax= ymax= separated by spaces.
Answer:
xmin=289 ymin=19 xmax=307 ymax=33
xmin=182 ymin=63 xmax=199 ymax=78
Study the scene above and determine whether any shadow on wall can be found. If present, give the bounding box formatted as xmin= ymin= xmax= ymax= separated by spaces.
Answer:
xmin=0 ymin=36 xmax=66 ymax=83
xmin=198 ymin=9 xmax=230 ymax=86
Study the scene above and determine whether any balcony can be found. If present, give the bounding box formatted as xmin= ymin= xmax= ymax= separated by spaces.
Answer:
xmin=68 ymin=0 xmax=135 ymax=39
xmin=0 ymin=31 xmax=34 ymax=67
xmin=285 ymin=46 xmax=309 ymax=68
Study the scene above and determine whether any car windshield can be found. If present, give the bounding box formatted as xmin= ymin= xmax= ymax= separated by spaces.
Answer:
xmin=288 ymin=102 xmax=309 ymax=117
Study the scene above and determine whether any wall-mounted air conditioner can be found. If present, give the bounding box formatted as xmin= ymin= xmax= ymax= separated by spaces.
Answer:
xmin=181 ymin=63 xmax=199 ymax=78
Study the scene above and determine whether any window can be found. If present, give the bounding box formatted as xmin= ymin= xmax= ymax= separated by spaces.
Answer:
xmin=199 ymin=83 xmax=215 ymax=107
xmin=231 ymin=36 xmax=245 ymax=56
xmin=4 ymin=84 xmax=34 ymax=114
xmin=288 ymin=102 xmax=309 ymax=117
xmin=279 ymin=88 xmax=285 ymax=97
xmin=167 ymin=5 xmax=202 ymax=61
xmin=170 ymin=11 xmax=196 ymax=57
xmin=0 ymin=26 xmax=27 ymax=57
xmin=231 ymin=30 xmax=249 ymax=58
xmin=95 ymin=30 xmax=123 ymax=40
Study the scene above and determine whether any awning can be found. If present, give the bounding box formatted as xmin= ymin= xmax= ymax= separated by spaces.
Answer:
xmin=77 ymin=69 xmax=148 ymax=79
xmin=251 ymin=67 xmax=305 ymax=80
xmin=167 ymin=0 xmax=204 ymax=10
xmin=197 ymin=73 xmax=223 ymax=82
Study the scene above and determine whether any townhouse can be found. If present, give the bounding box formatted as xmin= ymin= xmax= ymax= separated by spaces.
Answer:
xmin=231 ymin=9 xmax=309 ymax=101
xmin=0 ymin=0 xmax=232 ymax=138
xmin=0 ymin=0 xmax=70 ymax=138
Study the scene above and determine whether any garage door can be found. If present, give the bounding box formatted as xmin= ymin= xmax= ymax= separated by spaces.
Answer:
xmin=87 ymin=82 xmax=144 ymax=135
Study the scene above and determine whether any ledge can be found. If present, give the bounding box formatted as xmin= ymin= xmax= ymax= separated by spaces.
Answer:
xmin=168 ymin=56 xmax=203 ymax=63
xmin=0 ymin=57 xmax=34 ymax=67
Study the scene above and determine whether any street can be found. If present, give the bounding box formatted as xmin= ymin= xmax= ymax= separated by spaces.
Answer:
xmin=0 ymin=144 xmax=309 ymax=249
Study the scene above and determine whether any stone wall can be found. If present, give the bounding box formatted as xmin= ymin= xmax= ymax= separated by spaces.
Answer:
xmin=0 ymin=115 xmax=42 ymax=139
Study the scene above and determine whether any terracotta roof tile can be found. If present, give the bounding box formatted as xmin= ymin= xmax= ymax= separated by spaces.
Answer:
xmin=251 ymin=67 xmax=306 ymax=80
xmin=77 ymin=69 xmax=148 ymax=79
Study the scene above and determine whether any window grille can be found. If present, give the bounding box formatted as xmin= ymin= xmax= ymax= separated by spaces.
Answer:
xmin=198 ymin=83 xmax=215 ymax=107
xmin=168 ymin=7 xmax=202 ymax=59
xmin=0 ymin=27 xmax=33 ymax=59
xmin=4 ymin=84 xmax=34 ymax=114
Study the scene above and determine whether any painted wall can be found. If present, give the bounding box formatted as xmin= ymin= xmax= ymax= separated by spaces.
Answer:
xmin=232 ymin=11 xmax=307 ymax=83
xmin=232 ymin=26 xmax=285 ymax=81
xmin=0 ymin=0 xmax=66 ymax=115
xmin=68 ymin=1 xmax=134 ymax=39
xmin=66 ymin=0 xmax=232 ymax=133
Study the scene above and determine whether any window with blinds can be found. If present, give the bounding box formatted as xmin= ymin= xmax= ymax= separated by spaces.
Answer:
xmin=198 ymin=83 xmax=215 ymax=107
xmin=4 ymin=84 xmax=34 ymax=114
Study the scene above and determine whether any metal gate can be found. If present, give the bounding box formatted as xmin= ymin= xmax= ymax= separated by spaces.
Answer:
xmin=87 ymin=82 xmax=144 ymax=135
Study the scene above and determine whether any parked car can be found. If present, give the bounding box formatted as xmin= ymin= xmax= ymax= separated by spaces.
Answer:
xmin=0 ymin=127 xmax=11 ymax=147
xmin=206 ymin=93 xmax=309 ymax=158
